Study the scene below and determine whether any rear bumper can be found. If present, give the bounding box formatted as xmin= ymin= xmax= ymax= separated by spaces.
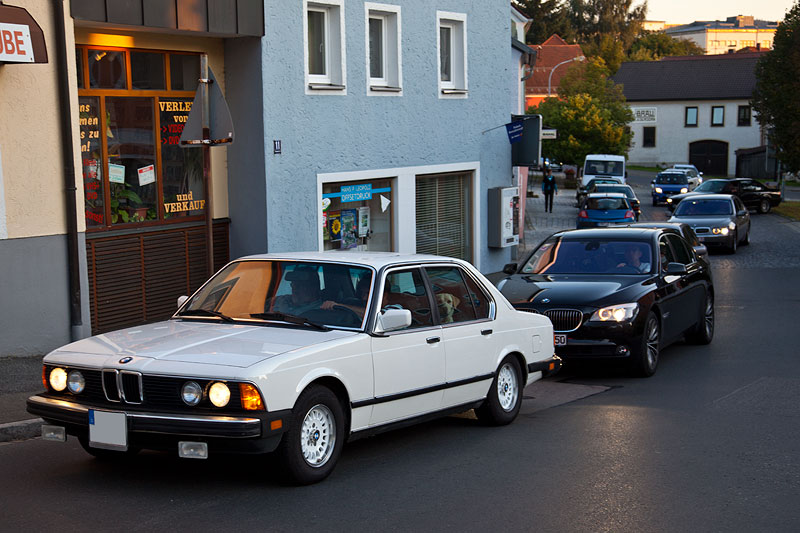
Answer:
xmin=527 ymin=355 xmax=563 ymax=377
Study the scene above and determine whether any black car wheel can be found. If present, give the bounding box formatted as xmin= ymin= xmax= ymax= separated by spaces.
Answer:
xmin=687 ymin=293 xmax=714 ymax=345
xmin=475 ymin=356 xmax=522 ymax=426
xmin=758 ymin=198 xmax=771 ymax=214
xmin=633 ymin=312 xmax=660 ymax=377
xmin=728 ymin=231 xmax=738 ymax=254
xmin=742 ymin=227 xmax=750 ymax=246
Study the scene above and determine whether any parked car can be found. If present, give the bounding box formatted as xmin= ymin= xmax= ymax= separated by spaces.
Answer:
xmin=652 ymin=171 xmax=691 ymax=206
xmin=577 ymin=193 xmax=636 ymax=228
xmin=668 ymin=194 xmax=751 ymax=253
xmin=576 ymin=177 xmax=624 ymax=207
xmin=667 ymin=178 xmax=782 ymax=214
xmin=543 ymin=157 xmax=563 ymax=172
xmin=27 ymin=252 xmax=560 ymax=484
xmin=496 ymin=227 xmax=714 ymax=376
xmin=589 ymin=183 xmax=641 ymax=221
xmin=671 ymin=164 xmax=703 ymax=188
xmin=624 ymin=221 xmax=709 ymax=262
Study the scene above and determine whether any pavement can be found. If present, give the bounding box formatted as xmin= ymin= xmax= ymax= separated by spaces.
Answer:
xmin=0 ymin=355 xmax=46 ymax=442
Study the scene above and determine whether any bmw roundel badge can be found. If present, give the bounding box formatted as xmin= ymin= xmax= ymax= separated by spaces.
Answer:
xmin=119 ymin=356 xmax=133 ymax=364
xmin=541 ymin=298 xmax=551 ymax=304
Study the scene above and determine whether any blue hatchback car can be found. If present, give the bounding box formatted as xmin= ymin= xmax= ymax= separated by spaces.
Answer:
xmin=652 ymin=171 xmax=690 ymax=206
xmin=577 ymin=193 xmax=636 ymax=228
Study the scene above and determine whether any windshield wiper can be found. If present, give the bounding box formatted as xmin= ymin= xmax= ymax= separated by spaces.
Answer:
xmin=177 ymin=308 xmax=235 ymax=323
xmin=249 ymin=312 xmax=330 ymax=331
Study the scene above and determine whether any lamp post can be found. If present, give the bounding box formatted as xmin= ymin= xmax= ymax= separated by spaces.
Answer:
xmin=547 ymin=55 xmax=585 ymax=97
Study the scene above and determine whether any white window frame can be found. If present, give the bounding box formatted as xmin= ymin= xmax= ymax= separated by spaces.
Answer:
xmin=365 ymin=3 xmax=402 ymax=96
xmin=436 ymin=11 xmax=467 ymax=99
xmin=304 ymin=0 xmax=347 ymax=94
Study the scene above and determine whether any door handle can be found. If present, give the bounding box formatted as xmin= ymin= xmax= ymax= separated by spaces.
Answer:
xmin=426 ymin=336 xmax=441 ymax=344
xmin=481 ymin=329 xmax=493 ymax=336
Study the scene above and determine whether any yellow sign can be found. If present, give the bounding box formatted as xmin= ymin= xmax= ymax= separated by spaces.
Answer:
xmin=164 ymin=191 xmax=205 ymax=213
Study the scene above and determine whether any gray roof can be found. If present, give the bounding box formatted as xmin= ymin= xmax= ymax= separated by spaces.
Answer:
xmin=666 ymin=17 xmax=777 ymax=34
xmin=612 ymin=55 xmax=761 ymax=101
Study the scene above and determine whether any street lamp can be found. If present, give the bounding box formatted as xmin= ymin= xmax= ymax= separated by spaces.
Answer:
xmin=547 ymin=55 xmax=585 ymax=97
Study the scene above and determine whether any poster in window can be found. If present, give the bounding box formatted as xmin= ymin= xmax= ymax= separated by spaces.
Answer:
xmin=358 ymin=207 xmax=370 ymax=237
xmin=328 ymin=211 xmax=341 ymax=241
xmin=341 ymin=209 xmax=357 ymax=249
xmin=108 ymin=163 xmax=126 ymax=184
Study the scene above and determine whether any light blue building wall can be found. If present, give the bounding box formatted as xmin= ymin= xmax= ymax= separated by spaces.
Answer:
xmin=227 ymin=0 xmax=515 ymax=274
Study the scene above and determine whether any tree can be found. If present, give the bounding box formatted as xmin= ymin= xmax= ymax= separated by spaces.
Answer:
xmin=514 ymin=0 xmax=575 ymax=44
xmin=752 ymin=1 xmax=800 ymax=173
xmin=568 ymin=0 xmax=647 ymax=54
xmin=628 ymin=32 xmax=705 ymax=61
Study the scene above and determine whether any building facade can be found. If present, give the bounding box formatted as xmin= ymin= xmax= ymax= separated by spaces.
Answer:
xmin=523 ymin=34 xmax=584 ymax=110
xmin=0 ymin=0 xmax=521 ymax=357
xmin=665 ymin=15 xmax=777 ymax=55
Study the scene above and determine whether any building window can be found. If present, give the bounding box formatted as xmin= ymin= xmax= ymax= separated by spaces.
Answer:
xmin=366 ymin=3 xmax=402 ymax=94
xmin=685 ymin=106 xmax=698 ymax=127
xmin=322 ymin=178 xmax=394 ymax=251
xmin=305 ymin=0 xmax=345 ymax=93
xmin=711 ymin=106 xmax=725 ymax=126
xmin=77 ymin=46 xmax=204 ymax=230
xmin=416 ymin=172 xmax=472 ymax=260
xmin=642 ymin=126 xmax=656 ymax=148
xmin=738 ymin=105 xmax=751 ymax=126
xmin=436 ymin=11 xmax=467 ymax=98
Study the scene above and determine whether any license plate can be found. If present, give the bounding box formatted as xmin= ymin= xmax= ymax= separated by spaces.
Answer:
xmin=88 ymin=410 xmax=128 ymax=451
xmin=697 ymin=236 xmax=706 ymax=242
xmin=554 ymin=334 xmax=567 ymax=346
xmin=597 ymin=222 xmax=609 ymax=227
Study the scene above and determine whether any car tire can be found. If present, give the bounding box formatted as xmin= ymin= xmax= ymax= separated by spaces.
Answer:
xmin=758 ymin=199 xmax=771 ymax=214
xmin=475 ymin=356 xmax=523 ymax=426
xmin=741 ymin=227 xmax=750 ymax=246
xmin=687 ymin=292 xmax=714 ymax=345
xmin=632 ymin=312 xmax=660 ymax=377
xmin=728 ymin=231 xmax=738 ymax=254
xmin=78 ymin=436 xmax=140 ymax=460
xmin=276 ymin=384 xmax=345 ymax=485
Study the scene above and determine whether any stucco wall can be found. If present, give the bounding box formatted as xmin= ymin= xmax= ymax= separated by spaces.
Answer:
xmin=248 ymin=0 xmax=513 ymax=273
xmin=628 ymin=100 xmax=762 ymax=176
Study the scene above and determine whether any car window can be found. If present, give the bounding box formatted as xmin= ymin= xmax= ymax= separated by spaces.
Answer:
xmin=462 ymin=270 xmax=492 ymax=320
xmin=381 ymin=269 xmax=433 ymax=330
xmin=674 ymin=199 xmax=733 ymax=216
xmin=659 ymin=237 xmax=676 ymax=271
xmin=655 ymin=173 xmax=689 ymax=185
xmin=425 ymin=266 xmax=481 ymax=324
xmin=667 ymin=234 xmax=693 ymax=265
xmin=733 ymin=196 xmax=746 ymax=212
xmin=682 ymin=226 xmax=701 ymax=248
xmin=697 ymin=181 xmax=726 ymax=193
xmin=522 ymin=237 xmax=653 ymax=275
xmin=586 ymin=197 xmax=629 ymax=210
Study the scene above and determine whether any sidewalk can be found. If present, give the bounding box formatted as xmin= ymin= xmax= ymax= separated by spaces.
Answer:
xmin=518 ymin=190 xmax=577 ymax=256
xmin=0 ymin=355 xmax=46 ymax=442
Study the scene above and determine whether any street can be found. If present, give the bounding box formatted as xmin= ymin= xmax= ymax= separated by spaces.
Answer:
xmin=2 ymin=172 xmax=799 ymax=532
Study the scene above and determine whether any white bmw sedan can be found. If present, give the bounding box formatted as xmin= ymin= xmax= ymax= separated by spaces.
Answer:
xmin=28 ymin=252 xmax=559 ymax=484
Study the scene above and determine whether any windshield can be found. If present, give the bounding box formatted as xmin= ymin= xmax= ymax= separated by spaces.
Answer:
xmin=585 ymin=160 xmax=624 ymax=176
xmin=522 ymin=238 xmax=653 ymax=275
xmin=695 ymin=180 xmax=727 ymax=193
xmin=586 ymin=197 xmax=630 ymax=210
xmin=655 ymin=173 xmax=689 ymax=185
xmin=674 ymin=199 xmax=733 ymax=216
xmin=596 ymin=185 xmax=634 ymax=198
xmin=178 ymin=260 xmax=374 ymax=329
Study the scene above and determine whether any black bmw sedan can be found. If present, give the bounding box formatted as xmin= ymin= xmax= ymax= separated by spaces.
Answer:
xmin=496 ymin=228 xmax=714 ymax=376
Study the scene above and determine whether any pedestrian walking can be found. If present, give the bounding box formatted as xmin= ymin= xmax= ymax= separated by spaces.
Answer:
xmin=541 ymin=166 xmax=558 ymax=213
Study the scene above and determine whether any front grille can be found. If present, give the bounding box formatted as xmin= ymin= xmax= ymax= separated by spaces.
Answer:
xmin=120 ymin=371 xmax=143 ymax=404
xmin=519 ymin=307 xmax=583 ymax=332
xmin=102 ymin=369 xmax=120 ymax=402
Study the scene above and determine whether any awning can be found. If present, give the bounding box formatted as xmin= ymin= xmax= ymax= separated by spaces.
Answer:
xmin=0 ymin=3 xmax=47 ymax=64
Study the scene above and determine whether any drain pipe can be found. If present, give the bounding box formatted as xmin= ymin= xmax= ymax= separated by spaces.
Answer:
xmin=54 ymin=1 xmax=83 ymax=340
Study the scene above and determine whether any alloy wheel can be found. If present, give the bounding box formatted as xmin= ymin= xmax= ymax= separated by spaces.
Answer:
xmin=300 ymin=404 xmax=336 ymax=468
xmin=645 ymin=316 xmax=660 ymax=371
xmin=496 ymin=363 xmax=519 ymax=412
xmin=703 ymin=297 xmax=714 ymax=338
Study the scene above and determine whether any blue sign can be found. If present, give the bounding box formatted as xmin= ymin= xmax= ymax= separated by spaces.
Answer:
xmin=506 ymin=121 xmax=524 ymax=144
xmin=323 ymin=184 xmax=392 ymax=203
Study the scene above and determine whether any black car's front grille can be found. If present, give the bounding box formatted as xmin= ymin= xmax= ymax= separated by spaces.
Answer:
xmin=519 ymin=308 xmax=584 ymax=332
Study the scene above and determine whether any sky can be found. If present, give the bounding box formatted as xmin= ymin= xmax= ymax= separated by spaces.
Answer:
xmin=644 ymin=0 xmax=794 ymax=23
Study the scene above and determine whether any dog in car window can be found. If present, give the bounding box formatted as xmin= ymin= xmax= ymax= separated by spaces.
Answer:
xmin=436 ymin=293 xmax=461 ymax=324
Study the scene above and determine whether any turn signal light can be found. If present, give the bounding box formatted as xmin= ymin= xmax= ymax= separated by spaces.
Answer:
xmin=41 ymin=365 xmax=47 ymax=390
xmin=239 ymin=383 xmax=264 ymax=411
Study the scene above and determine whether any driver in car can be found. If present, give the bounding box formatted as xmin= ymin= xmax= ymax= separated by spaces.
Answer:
xmin=272 ymin=266 xmax=325 ymax=315
xmin=616 ymin=244 xmax=651 ymax=273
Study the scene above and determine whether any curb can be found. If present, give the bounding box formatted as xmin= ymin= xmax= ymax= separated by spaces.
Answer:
xmin=0 ymin=418 xmax=42 ymax=443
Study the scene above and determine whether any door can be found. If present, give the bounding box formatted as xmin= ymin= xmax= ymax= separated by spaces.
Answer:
xmin=665 ymin=234 xmax=706 ymax=333
xmin=656 ymin=236 xmax=684 ymax=341
xmin=737 ymin=179 xmax=763 ymax=210
xmin=732 ymin=197 xmax=751 ymax=238
xmin=690 ymin=140 xmax=728 ymax=176
xmin=369 ymin=267 xmax=445 ymax=425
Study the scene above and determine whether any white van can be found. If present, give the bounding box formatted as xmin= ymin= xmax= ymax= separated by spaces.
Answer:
xmin=582 ymin=154 xmax=627 ymax=187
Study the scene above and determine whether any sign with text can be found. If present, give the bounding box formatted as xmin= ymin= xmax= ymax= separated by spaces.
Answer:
xmin=0 ymin=22 xmax=34 ymax=63
xmin=632 ymin=107 xmax=657 ymax=123
xmin=505 ymin=121 xmax=524 ymax=144
xmin=541 ymin=129 xmax=557 ymax=140
xmin=323 ymin=184 xmax=392 ymax=203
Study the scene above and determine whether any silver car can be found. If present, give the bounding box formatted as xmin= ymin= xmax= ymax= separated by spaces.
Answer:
xmin=668 ymin=194 xmax=751 ymax=253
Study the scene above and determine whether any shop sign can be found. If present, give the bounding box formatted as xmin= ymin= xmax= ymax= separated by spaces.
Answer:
xmin=505 ymin=121 xmax=524 ymax=144
xmin=632 ymin=107 xmax=657 ymax=123
xmin=164 ymin=191 xmax=206 ymax=214
xmin=0 ymin=22 xmax=33 ymax=63
xmin=322 ymin=183 xmax=392 ymax=203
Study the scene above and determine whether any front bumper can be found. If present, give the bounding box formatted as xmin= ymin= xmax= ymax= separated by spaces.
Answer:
xmin=527 ymin=355 xmax=563 ymax=378
xmin=694 ymin=232 xmax=735 ymax=248
xmin=27 ymin=394 xmax=290 ymax=454
xmin=554 ymin=320 xmax=644 ymax=360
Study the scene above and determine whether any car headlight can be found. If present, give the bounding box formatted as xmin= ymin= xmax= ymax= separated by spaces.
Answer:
xmin=655 ymin=187 xmax=663 ymax=194
xmin=680 ymin=188 xmax=688 ymax=194
xmin=67 ymin=371 xmax=85 ymax=394
xmin=728 ymin=221 xmax=736 ymax=230
xmin=589 ymin=303 xmax=639 ymax=322
xmin=666 ymin=197 xmax=673 ymax=203
xmin=698 ymin=178 xmax=703 ymax=183
xmin=49 ymin=368 xmax=67 ymax=391
xmin=712 ymin=227 xmax=730 ymax=235
xmin=209 ymin=382 xmax=231 ymax=407
xmin=181 ymin=381 xmax=203 ymax=406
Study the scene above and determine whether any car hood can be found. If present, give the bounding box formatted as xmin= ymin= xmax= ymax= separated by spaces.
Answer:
xmin=668 ymin=215 xmax=733 ymax=227
xmin=498 ymin=274 xmax=649 ymax=307
xmin=48 ymin=320 xmax=359 ymax=368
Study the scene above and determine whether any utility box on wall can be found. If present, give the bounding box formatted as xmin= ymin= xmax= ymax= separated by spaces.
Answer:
xmin=488 ymin=187 xmax=519 ymax=248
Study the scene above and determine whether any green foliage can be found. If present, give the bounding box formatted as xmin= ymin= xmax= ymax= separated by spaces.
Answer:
xmin=568 ymin=0 xmax=646 ymax=56
xmin=752 ymin=1 xmax=800 ymax=173
xmin=629 ymin=32 xmax=705 ymax=61
xmin=581 ymin=34 xmax=626 ymax=72
xmin=514 ymin=1 xmax=575 ymax=44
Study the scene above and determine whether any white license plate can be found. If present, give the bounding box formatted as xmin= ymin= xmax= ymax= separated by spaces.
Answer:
xmin=89 ymin=410 xmax=128 ymax=450
xmin=554 ymin=334 xmax=567 ymax=346
xmin=597 ymin=222 xmax=609 ymax=227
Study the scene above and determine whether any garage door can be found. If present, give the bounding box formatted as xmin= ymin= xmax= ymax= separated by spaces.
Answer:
xmin=690 ymin=140 xmax=728 ymax=176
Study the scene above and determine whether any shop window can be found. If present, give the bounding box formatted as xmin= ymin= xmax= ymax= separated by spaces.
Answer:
xmin=169 ymin=53 xmax=200 ymax=91
xmin=738 ymin=105 xmax=751 ymax=127
xmin=711 ymin=106 xmax=724 ymax=127
xmin=305 ymin=0 xmax=345 ymax=91
xmin=642 ymin=126 xmax=656 ymax=148
xmin=322 ymin=178 xmax=394 ymax=251
xmin=685 ymin=106 xmax=697 ymax=127
xmin=80 ymin=96 xmax=104 ymax=227
xmin=131 ymin=51 xmax=165 ymax=90
xmin=437 ymin=11 xmax=467 ymax=97
xmin=416 ymin=172 xmax=472 ymax=261
xmin=89 ymin=49 xmax=126 ymax=89
xmin=75 ymin=48 xmax=84 ymax=89
xmin=367 ymin=3 xmax=402 ymax=94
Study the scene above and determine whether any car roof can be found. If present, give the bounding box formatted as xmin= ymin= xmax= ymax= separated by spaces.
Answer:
xmin=596 ymin=184 xmax=633 ymax=191
xmin=586 ymin=192 xmax=627 ymax=198
xmin=658 ymin=169 xmax=689 ymax=175
xmin=585 ymin=154 xmax=625 ymax=160
xmin=551 ymin=227 xmax=661 ymax=240
xmin=678 ymin=193 xmax=734 ymax=201
xmin=234 ymin=251 xmax=467 ymax=269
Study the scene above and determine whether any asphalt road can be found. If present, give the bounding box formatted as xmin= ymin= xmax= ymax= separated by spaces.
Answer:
xmin=2 ymin=181 xmax=799 ymax=531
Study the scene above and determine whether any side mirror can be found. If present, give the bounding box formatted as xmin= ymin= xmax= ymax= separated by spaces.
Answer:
xmin=693 ymin=244 xmax=708 ymax=258
xmin=737 ymin=210 xmax=747 ymax=216
xmin=699 ymin=171 xmax=704 ymax=176
xmin=665 ymin=262 xmax=687 ymax=275
xmin=375 ymin=308 xmax=412 ymax=333
xmin=177 ymin=295 xmax=189 ymax=308
xmin=503 ymin=263 xmax=518 ymax=275
xmin=651 ymin=179 xmax=656 ymax=184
